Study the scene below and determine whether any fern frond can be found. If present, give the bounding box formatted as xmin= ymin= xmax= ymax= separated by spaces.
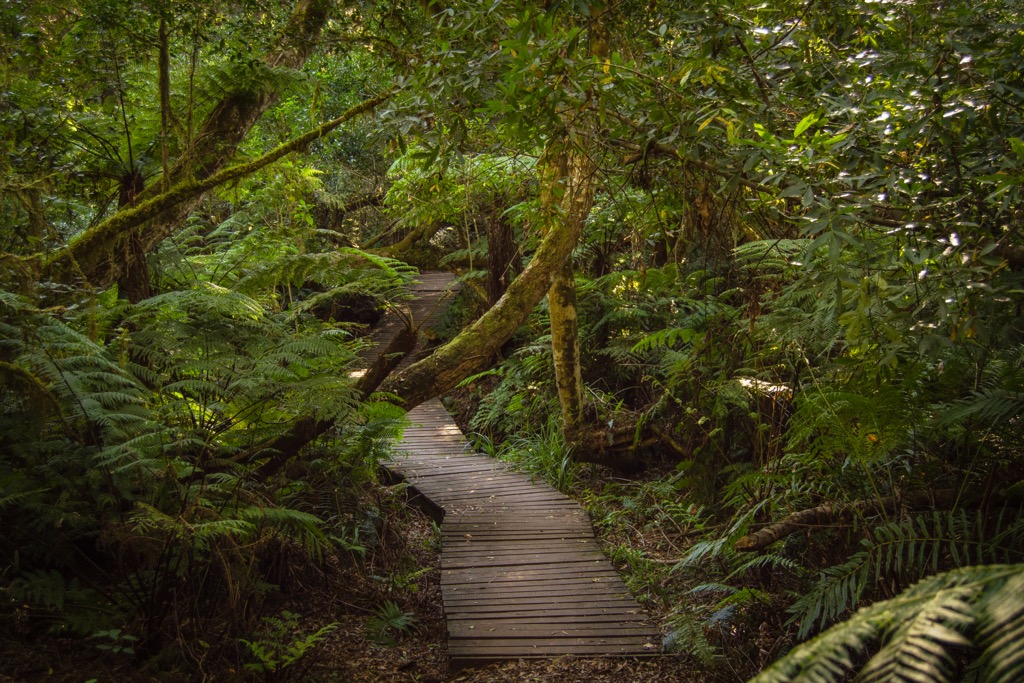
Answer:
xmin=939 ymin=387 xmax=1024 ymax=427
xmin=789 ymin=510 xmax=1024 ymax=638
xmin=754 ymin=564 xmax=1024 ymax=683
xmin=632 ymin=327 xmax=700 ymax=354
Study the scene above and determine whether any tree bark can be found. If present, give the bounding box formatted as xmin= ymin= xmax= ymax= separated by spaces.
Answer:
xmin=549 ymin=263 xmax=583 ymax=430
xmin=485 ymin=209 xmax=519 ymax=306
xmin=542 ymin=140 xmax=589 ymax=432
xmin=116 ymin=167 xmax=151 ymax=303
xmin=379 ymin=150 xmax=591 ymax=409
xmin=44 ymin=0 xmax=334 ymax=291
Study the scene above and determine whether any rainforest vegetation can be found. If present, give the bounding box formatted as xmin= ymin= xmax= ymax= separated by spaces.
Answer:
xmin=1 ymin=0 xmax=1023 ymax=681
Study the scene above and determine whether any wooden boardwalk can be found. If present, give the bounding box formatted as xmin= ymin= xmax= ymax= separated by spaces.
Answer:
xmin=373 ymin=272 xmax=661 ymax=669
xmin=351 ymin=271 xmax=459 ymax=390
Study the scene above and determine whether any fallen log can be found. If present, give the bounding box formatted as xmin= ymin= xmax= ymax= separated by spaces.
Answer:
xmin=734 ymin=490 xmax=957 ymax=552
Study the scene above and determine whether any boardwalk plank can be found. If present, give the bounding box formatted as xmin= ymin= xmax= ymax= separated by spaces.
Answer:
xmin=447 ymin=625 xmax=654 ymax=640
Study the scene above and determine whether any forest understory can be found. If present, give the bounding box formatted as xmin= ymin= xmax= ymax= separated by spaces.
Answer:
xmin=0 ymin=458 xmax=745 ymax=683
xmin=3 ymin=0 xmax=1024 ymax=681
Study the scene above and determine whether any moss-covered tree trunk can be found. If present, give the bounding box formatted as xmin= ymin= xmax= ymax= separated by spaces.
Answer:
xmin=540 ymin=141 xmax=593 ymax=433
xmin=45 ymin=0 xmax=332 ymax=292
xmin=379 ymin=137 xmax=589 ymax=409
xmin=549 ymin=260 xmax=584 ymax=429
xmin=374 ymin=220 xmax=445 ymax=267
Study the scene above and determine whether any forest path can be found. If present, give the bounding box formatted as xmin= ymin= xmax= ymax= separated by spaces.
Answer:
xmin=376 ymin=272 xmax=661 ymax=669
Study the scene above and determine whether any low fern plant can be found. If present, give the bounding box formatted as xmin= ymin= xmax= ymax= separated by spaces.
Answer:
xmin=364 ymin=600 xmax=417 ymax=646
xmin=241 ymin=611 xmax=337 ymax=682
xmin=790 ymin=510 xmax=1024 ymax=639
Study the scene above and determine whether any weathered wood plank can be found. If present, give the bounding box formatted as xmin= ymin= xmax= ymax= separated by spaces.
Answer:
xmin=441 ymin=553 xmax=608 ymax=569
xmin=442 ymin=578 xmax=628 ymax=596
xmin=448 ymin=624 xmax=656 ymax=638
xmin=442 ymin=541 xmax=599 ymax=554
xmin=444 ymin=595 xmax=641 ymax=610
xmin=443 ymin=590 xmax=635 ymax=606
xmin=444 ymin=610 xmax=643 ymax=626
xmin=441 ymin=568 xmax=618 ymax=584
xmin=449 ymin=636 xmax=658 ymax=648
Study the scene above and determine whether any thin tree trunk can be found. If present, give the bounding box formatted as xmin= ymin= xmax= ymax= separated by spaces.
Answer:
xmin=158 ymin=16 xmax=171 ymax=192
xmin=486 ymin=210 xmax=519 ymax=306
xmin=547 ymin=2 xmax=608 ymax=433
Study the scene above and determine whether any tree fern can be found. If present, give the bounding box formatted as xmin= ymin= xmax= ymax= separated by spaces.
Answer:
xmin=0 ymin=252 xmax=389 ymax=647
xmin=753 ymin=564 xmax=1024 ymax=683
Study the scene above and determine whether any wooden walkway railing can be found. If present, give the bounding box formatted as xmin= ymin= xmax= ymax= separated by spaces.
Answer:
xmin=373 ymin=272 xmax=661 ymax=668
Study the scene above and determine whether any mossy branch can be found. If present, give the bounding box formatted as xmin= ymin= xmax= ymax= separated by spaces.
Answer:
xmin=43 ymin=89 xmax=396 ymax=286
xmin=380 ymin=140 xmax=592 ymax=409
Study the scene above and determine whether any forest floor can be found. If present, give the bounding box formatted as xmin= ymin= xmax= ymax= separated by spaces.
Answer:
xmin=1 ymin=389 xmax=742 ymax=682
xmin=0 ymin=481 xmax=707 ymax=683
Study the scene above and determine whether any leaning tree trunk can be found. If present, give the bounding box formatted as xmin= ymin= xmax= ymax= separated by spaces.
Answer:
xmin=243 ymin=171 xmax=590 ymax=462
xmin=45 ymin=0 xmax=332 ymax=292
xmin=379 ymin=135 xmax=594 ymax=410
xmin=247 ymin=135 xmax=595 ymax=459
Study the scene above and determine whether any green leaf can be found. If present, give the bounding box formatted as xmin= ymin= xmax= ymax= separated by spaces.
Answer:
xmin=1009 ymin=137 xmax=1024 ymax=162
xmin=794 ymin=113 xmax=819 ymax=138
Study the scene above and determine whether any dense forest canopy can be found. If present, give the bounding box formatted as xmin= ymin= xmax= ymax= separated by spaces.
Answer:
xmin=1 ymin=0 xmax=1022 ymax=680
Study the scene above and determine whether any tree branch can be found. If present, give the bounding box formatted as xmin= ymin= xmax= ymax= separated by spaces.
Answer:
xmin=43 ymin=90 xmax=396 ymax=288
